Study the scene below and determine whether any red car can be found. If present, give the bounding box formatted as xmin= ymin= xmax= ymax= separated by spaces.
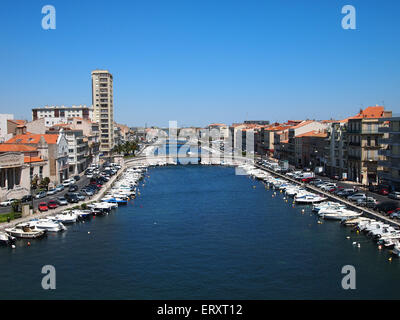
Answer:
xmin=47 ymin=200 xmax=58 ymax=209
xmin=387 ymin=208 xmax=400 ymax=215
xmin=379 ymin=188 xmax=389 ymax=195
xmin=38 ymin=202 xmax=49 ymax=212
xmin=302 ymin=177 xmax=315 ymax=183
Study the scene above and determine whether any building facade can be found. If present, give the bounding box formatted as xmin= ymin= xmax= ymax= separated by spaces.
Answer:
xmin=92 ymin=70 xmax=114 ymax=156
xmin=325 ymin=121 xmax=348 ymax=179
xmin=0 ymin=114 xmax=14 ymax=143
xmin=378 ymin=116 xmax=400 ymax=190
xmin=346 ymin=106 xmax=392 ymax=185
xmin=32 ymin=105 xmax=93 ymax=124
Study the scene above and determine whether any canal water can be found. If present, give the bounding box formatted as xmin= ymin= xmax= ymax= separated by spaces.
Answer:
xmin=0 ymin=165 xmax=400 ymax=299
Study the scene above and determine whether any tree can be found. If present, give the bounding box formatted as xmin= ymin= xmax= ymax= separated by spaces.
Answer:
xmin=31 ymin=174 xmax=39 ymax=190
xmin=39 ymin=177 xmax=50 ymax=190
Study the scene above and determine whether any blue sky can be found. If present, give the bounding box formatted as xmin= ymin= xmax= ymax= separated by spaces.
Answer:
xmin=0 ymin=0 xmax=399 ymax=127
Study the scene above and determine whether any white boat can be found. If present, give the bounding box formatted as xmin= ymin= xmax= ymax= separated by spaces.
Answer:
xmin=29 ymin=219 xmax=66 ymax=232
xmin=50 ymin=212 xmax=77 ymax=224
xmin=318 ymin=207 xmax=362 ymax=220
xmin=320 ymin=210 xmax=362 ymax=221
xmin=312 ymin=202 xmax=346 ymax=213
xmin=295 ymin=194 xmax=327 ymax=204
xmin=5 ymin=224 xmax=46 ymax=239
xmin=0 ymin=232 xmax=16 ymax=245
xmin=341 ymin=217 xmax=371 ymax=226
xmin=73 ymin=210 xmax=92 ymax=219
xmin=392 ymin=244 xmax=400 ymax=257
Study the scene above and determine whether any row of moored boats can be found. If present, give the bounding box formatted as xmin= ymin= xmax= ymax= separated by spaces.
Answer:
xmin=0 ymin=166 xmax=148 ymax=246
xmin=239 ymin=163 xmax=400 ymax=257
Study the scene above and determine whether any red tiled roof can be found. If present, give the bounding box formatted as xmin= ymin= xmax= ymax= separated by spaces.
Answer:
xmin=0 ymin=144 xmax=37 ymax=152
xmin=24 ymin=156 xmax=45 ymax=163
xmin=5 ymin=133 xmax=59 ymax=145
xmin=8 ymin=119 xmax=27 ymax=126
xmin=291 ymin=120 xmax=315 ymax=129
xmin=296 ymin=131 xmax=327 ymax=138
xmin=208 ymin=123 xmax=227 ymax=127
xmin=353 ymin=106 xmax=385 ymax=119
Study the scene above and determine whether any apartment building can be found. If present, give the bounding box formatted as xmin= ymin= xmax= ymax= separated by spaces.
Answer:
xmin=4 ymin=133 xmax=69 ymax=184
xmin=287 ymin=121 xmax=328 ymax=166
xmin=32 ymin=105 xmax=93 ymax=125
xmin=347 ymin=106 xmax=392 ymax=185
xmin=0 ymin=145 xmax=47 ymax=201
xmin=0 ymin=114 xmax=14 ymax=143
xmin=294 ymin=131 xmax=328 ymax=168
xmin=378 ymin=115 xmax=400 ymax=191
xmin=46 ymin=127 xmax=90 ymax=175
xmin=92 ymin=70 xmax=114 ymax=155
xmin=324 ymin=120 xmax=348 ymax=179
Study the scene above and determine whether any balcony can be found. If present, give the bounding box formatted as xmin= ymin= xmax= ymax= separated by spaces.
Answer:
xmin=361 ymin=129 xmax=380 ymax=134
xmin=363 ymin=144 xmax=380 ymax=149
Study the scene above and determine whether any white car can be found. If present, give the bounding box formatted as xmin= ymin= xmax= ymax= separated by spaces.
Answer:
xmin=62 ymin=179 xmax=74 ymax=187
xmin=47 ymin=188 xmax=57 ymax=195
xmin=0 ymin=199 xmax=16 ymax=207
xmin=348 ymin=193 xmax=366 ymax=202
xmin=320 ymin=183 xmax=337 ymax=191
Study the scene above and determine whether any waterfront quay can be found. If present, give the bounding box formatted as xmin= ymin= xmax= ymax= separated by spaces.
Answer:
xmin=255 ymin=163 xmax=400 ymax=228
xmin=0 ymin=164 xmax=127 ymax=231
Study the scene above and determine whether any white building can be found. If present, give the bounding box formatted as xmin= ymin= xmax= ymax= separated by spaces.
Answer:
xmin=32 ymin=105 xmax=94 ymax=125
xmin=92 ymin=70 xmax=114 ymax=155
xmin=0 ymin=114 xmax=14 ymax=143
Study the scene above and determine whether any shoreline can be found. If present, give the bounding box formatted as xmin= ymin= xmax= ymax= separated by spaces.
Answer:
xmin=0 ymin=164 xmax=128 ymax=231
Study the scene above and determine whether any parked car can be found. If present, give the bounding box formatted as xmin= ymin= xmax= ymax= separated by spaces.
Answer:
xmin=390 ymin=210 xmax=400 ymax=219
xmin=320 ymin=183 xmax=337 ymax=191
xmin=369 ymin=185 xmax=379 ymax=192
xmin=73 ymin=175 xmax=81 ymax=181
xmin=347 ymin=193 xmax=366 ymax=202
xmin=47 ymin=200 xmax=58 ymax=209
xmin=375 ymin=201 xmax=400 ymax=214
xmin=73 ymin=192 xmax=86 ymax=201
xmin=81 ymin=188 xmax=94 ymax=196
xmin=38 ymin=202 xmax=49 ymax=212
xmin=356 ymin=197 xmax=377 ymax=208
xmin=47 ymin=188 xmax=57 ymax=195
xmin=62 ymin=179 xmax=74 ymax=187
xmin=57 ymin=197 xmax=68 ymax=206
xmin=68 ymin=184 xmax=79 ymax=192
xmin=0 ymin=199 xmax=17 ymax=207
xmin=35 ymin=191 xmax=47 ymax=199
xmin=336 ymin=189 xmax=357 ymax=197
xmin=55 ymin=184 xmax=65 ymax=192
xmin=21 ymin=195 xmax=33 ymax=203
xmin=64 ymin=192 xmax=79 ymax=203
xmin=378 ymin=188 xmax=390 ymax=196
xmin=388 ymin=192 xmax=400 ymax=200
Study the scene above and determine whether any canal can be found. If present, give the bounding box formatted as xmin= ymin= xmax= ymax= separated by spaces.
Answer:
xmin=0 ymin=165 xmax=399 ymax=299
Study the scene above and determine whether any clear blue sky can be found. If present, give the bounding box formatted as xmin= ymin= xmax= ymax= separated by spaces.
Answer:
xmin=0 ymin=0 xmax=399 ymax=127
